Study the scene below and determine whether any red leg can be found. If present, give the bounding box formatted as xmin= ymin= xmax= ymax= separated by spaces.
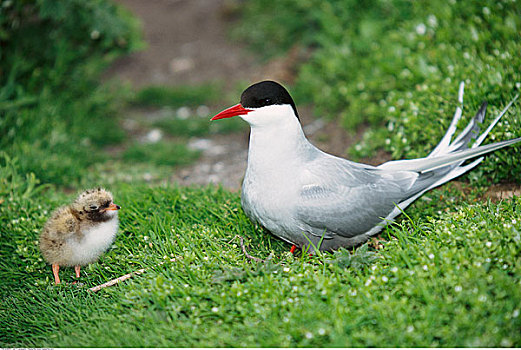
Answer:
xmin=75 ymin=265 xmax=81 ymax=278
xmin=52 ymin=264 xmax=61 ymax=285
xmin=290 ymin=245 xmax=297 ymax=254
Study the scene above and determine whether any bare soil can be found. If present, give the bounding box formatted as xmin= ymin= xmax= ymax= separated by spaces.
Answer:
xmin=104 ymin=0 xmax=259 ymax=88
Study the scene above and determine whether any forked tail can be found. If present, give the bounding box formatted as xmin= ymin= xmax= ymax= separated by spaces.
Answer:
xmin=378 ymin=82 xmax=520 ymax=175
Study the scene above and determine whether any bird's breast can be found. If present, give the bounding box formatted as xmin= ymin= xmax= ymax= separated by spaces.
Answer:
xmin=241 ymin=168 xmax=300 ymax=234
xmin=68 ymin=217 xmax=119 ymax=266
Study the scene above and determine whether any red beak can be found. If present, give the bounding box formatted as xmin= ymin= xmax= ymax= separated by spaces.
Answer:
xmin=211 ymin=104 xmax=253 ymax=121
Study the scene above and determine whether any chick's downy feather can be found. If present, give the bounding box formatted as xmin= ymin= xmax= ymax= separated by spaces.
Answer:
xmin=39 ymin=206 xmax=80 ymax=266
xmin=39 ymin=188 xmax=119 ymax=267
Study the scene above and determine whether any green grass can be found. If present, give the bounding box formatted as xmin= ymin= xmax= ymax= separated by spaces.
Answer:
xmin=0 ymin=0 xmax=142 ymax=187
xmin=122 ymin=141 xmax=200 ymax=167
xmin=153 ymin=115 xmax=245 ymax=137
xmin=132 ymin=84 xmax=222 ymax=108
xmin=1 ymin=155 xmax=520 ymax=347
xmin=2 ymin=83 xmax=129 ymax=186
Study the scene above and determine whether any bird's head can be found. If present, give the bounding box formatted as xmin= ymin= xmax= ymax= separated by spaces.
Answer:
xmin=211 ymin=80 xmax=300 ymax=128
xmin=71 ymin=188 xmax=120 ymax=222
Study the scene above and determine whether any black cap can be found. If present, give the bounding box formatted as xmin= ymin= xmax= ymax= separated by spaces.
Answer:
xmin=240 ymin=81 xmax=299 ymax=120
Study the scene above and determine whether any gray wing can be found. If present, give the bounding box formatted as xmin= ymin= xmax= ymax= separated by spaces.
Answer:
xmin=295 ymin=154 xmax=419 ymax=239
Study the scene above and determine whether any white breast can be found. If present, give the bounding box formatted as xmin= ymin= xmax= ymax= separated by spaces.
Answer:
xmin=68 ymin=217 xmax=119 ymax=266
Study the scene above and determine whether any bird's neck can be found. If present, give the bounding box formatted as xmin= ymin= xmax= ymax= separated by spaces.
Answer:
xmin=246 ymin=119 xmax=314 ymax=175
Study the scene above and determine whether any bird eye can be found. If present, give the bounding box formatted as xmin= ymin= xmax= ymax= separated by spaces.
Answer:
xmin=89 ymin=204 xmax=99 ymax=211
xmin=263 ymin=98 xmax=272 ymax=105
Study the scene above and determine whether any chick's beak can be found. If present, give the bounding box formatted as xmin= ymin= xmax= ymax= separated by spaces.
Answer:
xmin=106 ymin=203 xmax=121 ymax=211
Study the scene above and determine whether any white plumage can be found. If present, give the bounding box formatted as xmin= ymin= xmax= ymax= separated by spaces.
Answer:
xmin=68 ymin=216 xmax=119 ymax=266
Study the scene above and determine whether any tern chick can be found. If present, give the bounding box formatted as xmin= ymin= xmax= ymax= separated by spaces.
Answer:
xmin=39 ymin=188 xmax=121 ymax=284
xmin=212 ymin=80 xmax=520 ymax=252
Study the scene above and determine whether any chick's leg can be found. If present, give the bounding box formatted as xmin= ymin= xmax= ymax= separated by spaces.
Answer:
xmin=52 ymin=264 xmax=61 ymax=285
xmin=75 ymin=265 xmax=81 ymax=278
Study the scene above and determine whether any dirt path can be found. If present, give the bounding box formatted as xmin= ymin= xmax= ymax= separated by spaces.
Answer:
xmin=105 ymin=0 xmax=261 ymax=88
xmin=104 ymin=0 xmax=367 ymax=190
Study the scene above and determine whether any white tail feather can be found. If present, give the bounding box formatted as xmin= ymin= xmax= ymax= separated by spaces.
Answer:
xmin=380 ymin=137 xmax=521 ymax=172
xmin=379 ymin=85 xmax=519 ymax=173
xmin=473 ymin=94 xmax=519 ymax=148
xmin=429 ymin=81 xmax=465 ymax=157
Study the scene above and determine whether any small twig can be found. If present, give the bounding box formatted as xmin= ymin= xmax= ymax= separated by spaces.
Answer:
xmin=88 ymin=258 xmax=178 ymax=292
xmin=89 ymin=268 xmax=146 ymax=292
xmin=232 ymin=235 xmax=265 ymax=263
